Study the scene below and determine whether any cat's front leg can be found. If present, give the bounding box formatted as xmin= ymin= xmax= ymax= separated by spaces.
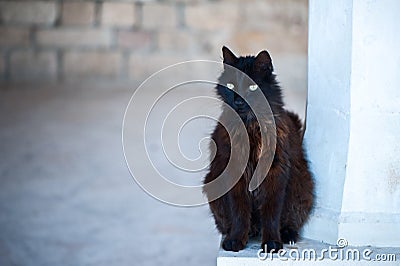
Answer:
xmin=209 ymin=197 xmax=231 ymax=235
xmin=259 ymin=170 xmax=288 ymax=253
xmin=222 ymin=179 xmax=251 ymax=252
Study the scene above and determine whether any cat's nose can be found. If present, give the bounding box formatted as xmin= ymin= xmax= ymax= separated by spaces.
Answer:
xmin=234 ymin=97 xmax=245 ymax=107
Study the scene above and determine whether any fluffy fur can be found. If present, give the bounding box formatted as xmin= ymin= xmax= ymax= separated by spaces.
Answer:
xmin=203 ymin=46 xmax=314 ymax=252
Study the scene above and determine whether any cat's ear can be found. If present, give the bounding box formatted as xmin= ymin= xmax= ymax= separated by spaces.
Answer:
xmin=254 ymin=50 xmax=273 ymax=73
xmin=222 ymin=46 xmax=238 ymax=65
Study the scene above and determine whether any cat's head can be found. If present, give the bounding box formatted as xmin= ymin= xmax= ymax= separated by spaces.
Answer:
xmin=216 ymin=46 xmax=283 ymax=123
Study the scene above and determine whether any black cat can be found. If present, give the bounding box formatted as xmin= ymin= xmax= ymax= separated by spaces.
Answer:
xmin=203 ymin=46 xmax=314 ymax=252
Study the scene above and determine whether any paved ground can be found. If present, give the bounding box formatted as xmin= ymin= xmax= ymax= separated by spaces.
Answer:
xmin=0 ymin=56 xmax=307 ymax=266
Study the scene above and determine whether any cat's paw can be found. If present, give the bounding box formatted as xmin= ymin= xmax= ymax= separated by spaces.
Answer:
xmin=261 ymin=240 xmax=283 ymax=253
xmin=280 ymin=227 xmax=298 ymax=244
xmin=222 ymin=238 xmax=246 ymax=252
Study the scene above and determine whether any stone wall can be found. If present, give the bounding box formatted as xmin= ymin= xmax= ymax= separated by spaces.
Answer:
xmin=0 ymin=0 xmax=308 ymax=82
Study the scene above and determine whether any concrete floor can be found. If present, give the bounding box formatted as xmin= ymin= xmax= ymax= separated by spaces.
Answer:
xmin=0 ymin=59 xmax=307 ymax=266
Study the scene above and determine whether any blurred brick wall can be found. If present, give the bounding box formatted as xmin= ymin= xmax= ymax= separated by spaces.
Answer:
xmin=0 ymin=0 xmax=307 ymax=82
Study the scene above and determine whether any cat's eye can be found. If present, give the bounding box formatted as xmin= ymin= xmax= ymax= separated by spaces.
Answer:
xmin=249 ymin=84 xmax=258 ymax=91
xmin=226 ymin=83 xmax=235 ymax=90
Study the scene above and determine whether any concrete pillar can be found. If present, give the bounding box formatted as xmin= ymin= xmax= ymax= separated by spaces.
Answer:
xmin=304 ymin=0 xmax=400 ymax=246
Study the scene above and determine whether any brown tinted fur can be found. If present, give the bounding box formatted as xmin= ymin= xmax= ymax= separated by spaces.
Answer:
xmin=203 ymin=47 xmax=314 ymax=252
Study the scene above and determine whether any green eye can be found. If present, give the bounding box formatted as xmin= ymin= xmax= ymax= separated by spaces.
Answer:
xmin=249 ymin=84 xmax=258 ymax=91
xmin=227 ymin=83 xmax=235 ymax=90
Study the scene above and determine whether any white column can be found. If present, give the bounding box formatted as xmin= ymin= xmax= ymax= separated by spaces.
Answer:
xmin=304 ymin=0 xmax=400 ymax=247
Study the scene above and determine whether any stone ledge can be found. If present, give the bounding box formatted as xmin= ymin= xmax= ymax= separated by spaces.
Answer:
xmin=217 ymin=238 xmax=400 ymax=265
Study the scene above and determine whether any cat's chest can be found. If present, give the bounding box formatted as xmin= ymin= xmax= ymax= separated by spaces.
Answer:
xmin=241 ymin=131 xmax=262 ymax=183
xmin=229 ymin=129 xmax=262 ymax=164
xmin=246 ymin=124 xmax=263 ymax=162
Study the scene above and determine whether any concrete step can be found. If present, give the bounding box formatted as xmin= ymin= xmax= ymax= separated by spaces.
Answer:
xmin=217 ymin=238 xmax=399 ymax=265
